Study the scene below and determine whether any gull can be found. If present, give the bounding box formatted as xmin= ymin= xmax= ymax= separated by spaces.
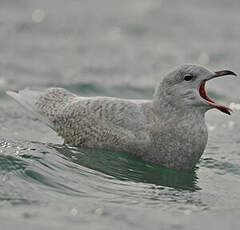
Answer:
xmin=6 ymin=65 xmax=237 ymax=169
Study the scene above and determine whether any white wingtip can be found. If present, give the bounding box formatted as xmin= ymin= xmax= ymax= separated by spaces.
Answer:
xmin=6 ymin=90 xmax=18 ymax=98
xmin=6 ymin=89 xmax=53 ymax=128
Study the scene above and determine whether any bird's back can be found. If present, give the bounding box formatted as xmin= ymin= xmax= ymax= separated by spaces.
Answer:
xmin=8 ymin=88 xmax=152 ymax=152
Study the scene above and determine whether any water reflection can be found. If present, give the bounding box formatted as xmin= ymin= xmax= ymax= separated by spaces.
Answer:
xmin=55 ymin=145 xmax=200 ymax=191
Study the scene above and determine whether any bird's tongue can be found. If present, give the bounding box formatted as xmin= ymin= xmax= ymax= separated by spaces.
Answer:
xmin=199 ymin=81 xmax=232 ymax=115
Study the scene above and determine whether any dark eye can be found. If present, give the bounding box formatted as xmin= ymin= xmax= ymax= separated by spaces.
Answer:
xmin=184 ymin=74 xmax=193 ymax=81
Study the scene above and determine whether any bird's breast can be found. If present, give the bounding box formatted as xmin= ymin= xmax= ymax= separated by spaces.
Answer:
xmin=148 ymin=114 xmax=208 ymax=169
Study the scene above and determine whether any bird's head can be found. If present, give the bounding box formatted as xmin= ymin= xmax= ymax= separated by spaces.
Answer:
xmin=155 ymin=64 xmax=237 ymax=115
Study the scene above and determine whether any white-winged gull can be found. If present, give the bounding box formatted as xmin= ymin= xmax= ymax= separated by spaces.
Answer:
xmin=6 ymin=64 xmax=237 ymax=169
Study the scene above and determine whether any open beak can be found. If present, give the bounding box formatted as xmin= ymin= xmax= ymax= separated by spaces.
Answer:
xmin=199 ymin=70 xmax=237 ymax=115
xmin=213 ymin=70 xmax=237 ymax=79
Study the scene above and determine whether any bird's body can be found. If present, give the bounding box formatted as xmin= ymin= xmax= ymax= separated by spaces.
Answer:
xmin=7 ymin=65 xmax=236 ymax=169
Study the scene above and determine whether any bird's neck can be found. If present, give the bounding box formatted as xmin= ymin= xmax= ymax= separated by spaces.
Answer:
xmin=151 ymin=96 xmax=208 ymax=169
xmin=152 ymin=96 xmax=206 ymax=121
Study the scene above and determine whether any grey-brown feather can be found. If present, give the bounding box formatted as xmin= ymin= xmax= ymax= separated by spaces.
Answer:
xmin=35 ymin=88 xmax=151 ymax=151
xmin=32 ymin=87 xmax=207 ymax=170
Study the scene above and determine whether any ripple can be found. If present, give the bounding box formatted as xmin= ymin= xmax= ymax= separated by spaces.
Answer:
xmin=200 ymin=157 xmax=240 ymax=176
xmin=0 ymin=139 xmax=204 ymax=209
xmin=62 ymin=82 xmax=154 ymax=99
xmin=55 ymin=145 xmax=200 ymax=192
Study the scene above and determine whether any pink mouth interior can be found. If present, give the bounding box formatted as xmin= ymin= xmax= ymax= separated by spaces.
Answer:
xmin=199 ymin=81 xmax=232 ymax=115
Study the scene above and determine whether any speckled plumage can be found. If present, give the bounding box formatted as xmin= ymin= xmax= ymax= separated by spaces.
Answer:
xmin=8 ymin=64 xmax=233 ymax=169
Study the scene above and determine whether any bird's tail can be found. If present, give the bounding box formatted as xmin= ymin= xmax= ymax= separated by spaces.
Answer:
xmin=6 ymin=88 xmax=54 ymax=129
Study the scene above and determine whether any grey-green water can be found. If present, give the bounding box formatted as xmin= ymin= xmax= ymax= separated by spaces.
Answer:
xmin=1 ymin=0 xmax=240 ymax=229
